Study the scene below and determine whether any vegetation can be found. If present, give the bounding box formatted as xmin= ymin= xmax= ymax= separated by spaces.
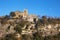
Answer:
xmin=14 ymin=24 xmax=22 ymax=34
xmin=0 ymin=12 xmax=60 ymax=40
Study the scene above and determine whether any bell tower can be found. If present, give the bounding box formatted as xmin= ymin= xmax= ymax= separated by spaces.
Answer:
xmin=24 ymin=9 xmax=28 ymax=16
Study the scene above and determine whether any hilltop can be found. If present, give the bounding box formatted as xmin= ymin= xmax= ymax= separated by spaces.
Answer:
xmin=0 ymin=9 xmax=60 ymax=40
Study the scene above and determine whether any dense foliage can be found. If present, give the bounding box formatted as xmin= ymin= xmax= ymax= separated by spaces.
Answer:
xmin=0 ymin=13 xmax=60 ymax=40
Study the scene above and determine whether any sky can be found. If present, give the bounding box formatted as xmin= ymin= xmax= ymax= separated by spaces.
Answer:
xmin=0 ymin=0 xmax=60 ymax=17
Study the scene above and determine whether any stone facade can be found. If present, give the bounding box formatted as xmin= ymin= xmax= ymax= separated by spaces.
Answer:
xmin=12 ymin=9 xmax=28 ymax=18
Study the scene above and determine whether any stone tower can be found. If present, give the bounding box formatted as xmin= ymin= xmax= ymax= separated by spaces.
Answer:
xmin=23 ymin=9 xmax=28 ymax=17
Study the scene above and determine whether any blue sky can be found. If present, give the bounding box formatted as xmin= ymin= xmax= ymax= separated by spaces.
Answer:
xmin=0 ymin=0 xmax=60 ymax=17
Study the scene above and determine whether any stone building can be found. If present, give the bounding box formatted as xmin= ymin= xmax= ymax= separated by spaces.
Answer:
xmin=10 ymin=9 xmax=28 ymax=18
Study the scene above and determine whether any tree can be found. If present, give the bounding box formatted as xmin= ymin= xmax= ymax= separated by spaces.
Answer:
xmin=4 ymin=33 xmax=16 ymax=40
xmin=10 ymin=12 xmax=16 ymax=17
xmin=14 ymin=24 xmax=22 ymax=34
xmin=42 ymin=16 xmax=48 ymax=25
